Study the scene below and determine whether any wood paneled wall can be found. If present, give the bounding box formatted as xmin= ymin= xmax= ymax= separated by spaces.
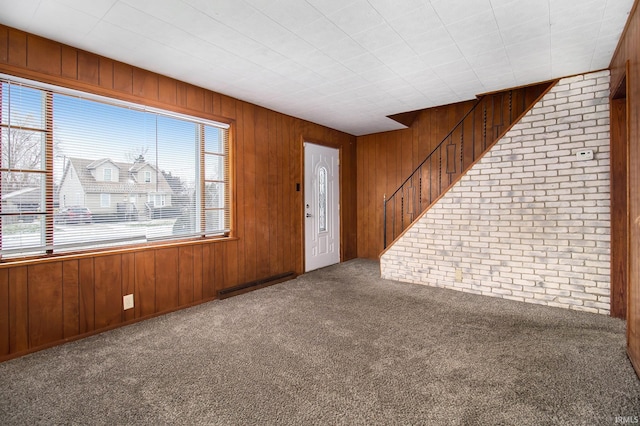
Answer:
xmin=0 ymin=25 xmax=357 ymax=360
xmin=609 ymin=0 xmax=640 ymax=377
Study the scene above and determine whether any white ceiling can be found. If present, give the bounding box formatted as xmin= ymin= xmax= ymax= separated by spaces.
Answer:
xmin=0 ymin=0 xmax=634 ymax=135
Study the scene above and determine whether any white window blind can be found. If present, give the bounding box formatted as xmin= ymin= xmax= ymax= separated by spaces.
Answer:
xmin=0 ymin=76 xmax=231 ymax=258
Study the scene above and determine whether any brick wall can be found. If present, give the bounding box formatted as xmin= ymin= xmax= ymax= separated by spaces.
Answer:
xmin=381 ymin=70 xmax=611 ymax=314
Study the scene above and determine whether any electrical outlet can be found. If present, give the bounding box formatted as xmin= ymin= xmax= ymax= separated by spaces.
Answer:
xmin=123 ymin=294 xmax=134 ymax=310
xmin=455 ymin=269 xmax=462 ymax=282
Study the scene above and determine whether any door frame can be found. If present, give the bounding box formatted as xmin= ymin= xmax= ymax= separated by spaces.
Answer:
xmin=610 ymin=69 xmax=628 ymax=319
xmin=302 ymin=139 xmax=342 ymax=272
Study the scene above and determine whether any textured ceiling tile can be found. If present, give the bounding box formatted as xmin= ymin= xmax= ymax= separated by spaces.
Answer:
xmin=32 ymin=1 xmax=99 ymax=37
xmin=367 ymin=0 xmax=426 ymax=20
xmin=296 ymin=16 xmax=345 ymax=49
xmin=492 ymin=0 xmax=550 ymax=28
xmin=327 ymin=0 xmax=385 ymax=36
xmin=351 ymin=23 xmax=404 ymax=52
xmin=57 ymin=0 xmax=118 ymax=18
xmin=446 ymin=11 xmax=499 ymax=42
xmin=251 ymin=0 xmax=323 ymax=32
xmin=430 ymin=0 xmax=493 ymax=25
xmin=389 ymin=3 xmax=444 ymax=40
xmin=455 ymin=31 xmax=505 ymax=56
xmin=499 ymin=17 xmax=550 ymax=46
xmin=0 ymin=0 xmax=633 ymax=135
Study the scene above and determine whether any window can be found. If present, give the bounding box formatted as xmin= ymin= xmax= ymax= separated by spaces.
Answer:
xmin=318 ymin=166 xmax=327 ymax=232
xmin=147 ymin=193 xmax=166 ymax=207
xmin=0 ymin=76 xmax=231 ymax=258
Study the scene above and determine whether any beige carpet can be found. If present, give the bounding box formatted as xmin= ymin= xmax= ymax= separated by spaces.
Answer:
xmin=0 ymin=259 xmax=638 ymax=425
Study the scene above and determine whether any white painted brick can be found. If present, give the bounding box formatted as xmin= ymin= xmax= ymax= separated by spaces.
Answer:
xmin=569 ymin=106 xmax=596 ymax=115
xmin=587 ymin=70 xmax=610 ymax=79
xmin=380 ymin=71 xmax=610 ymax=315
xmin=568 ymin=93 xmax=595 ymax=102
xmin=556 ymin=101 xmax=582 ymax=111
xmin=560 ymin=75 xmax=585 ymax=84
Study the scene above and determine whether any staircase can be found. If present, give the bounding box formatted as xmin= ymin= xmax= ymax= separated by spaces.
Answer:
xmin=383 ymin=81 xmax=555 ymax=249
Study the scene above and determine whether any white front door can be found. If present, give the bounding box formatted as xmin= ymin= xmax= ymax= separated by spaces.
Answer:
xmin=304 ymin=143 xmax=340 ymax=272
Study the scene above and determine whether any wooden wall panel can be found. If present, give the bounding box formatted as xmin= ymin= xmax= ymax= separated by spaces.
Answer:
xmin=78 ymin=259 xmax=95 ymax=333
xmin=0 ymin=24 xmax=357 ymax=361
xmin=133 ymin=68 xmax=158 ymax=100
xmin=255 ymin=107 xmax=270 ymax=279
xmin=98 ymin=57 xmax=114 ymax=90
xmin=7 ymin=28 xmax=26 ymax=67
xmin=9 ymin=266 xmax=28 ymax=352
xmin=291 ymin=120 xmax=303 ymax=272
xmin=156 ymin=248 xmax=179 ymax=312
xmin=134 ymin=251 xmax=156 ymax=317
xmin=267 ymin=111 xmax=279 ymax=276
xmin=234 ymin=102 xmax=247 ymax=286
xmin=122 ymin=253 xmax=135 ymax=322
xmin=62 ymin=260 xmax=80 ymax=338
xmin=204 ymin=91 xmax=215 ymax=115
xmin=158 ymin=74 xmax=177 ymax=105
xmin=286 ymin=118 xmax=295 ymax=269
xmin=214 ymin=245 xmax=224 ymax=294
xmin=610 ymin=0 xmax=640 ymax=377
xmin=77 ymin=50 xmax=99 ymax=86
xmin=94 ymin=256 xmax=122 ymax=329
xmin=193 ymin=244 xmax=204 ymax=300
xmin=242 ymin=103 xmax=257 ymax=282
xmin=27 ymin=263 xmax=63 ymax=348
xmin=113 ymin=61 xmax=133 ymax=94
xmin=26 ymin=36 xmax=60 ymax=75
xmin=202 ymin=244 xmax=216 ymax=298
xmin=221 ymin=95 xmax=236 ymax=119
xmin=61 ymin=45 xmax=77 ymax=80
xmin=0 ymin=269 xmax=9 ymax=355
xmin=186 ymin=85 xmax=205 ymax=111
xmin=176 ymin=81 xmax=188 ymax=108
xmin=178 ymin=246 xmax=194 ymax=305
xmin=222 ymin=241 xmax=239 ymax=289
xmin=0 ymin=27 xmax=8 ymax=63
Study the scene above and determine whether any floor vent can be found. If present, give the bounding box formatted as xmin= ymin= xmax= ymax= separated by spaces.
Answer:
xmin=218 ymin=271 xmax=296 ymax=299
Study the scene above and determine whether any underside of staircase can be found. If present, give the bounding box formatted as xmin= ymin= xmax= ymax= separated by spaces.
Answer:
xmin=382 ymin=80 xmax=557 ymax=252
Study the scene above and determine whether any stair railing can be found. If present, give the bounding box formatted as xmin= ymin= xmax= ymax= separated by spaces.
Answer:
xmin=383 ymin=89 xmax=520 ymax=248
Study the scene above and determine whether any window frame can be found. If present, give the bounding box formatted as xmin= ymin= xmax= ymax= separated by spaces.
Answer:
xmin=0 ymin=74 xmax=234 ymax=260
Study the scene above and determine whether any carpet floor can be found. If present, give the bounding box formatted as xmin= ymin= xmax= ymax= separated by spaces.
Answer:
xmin=0 ymin=258 xmax=638 ymax=425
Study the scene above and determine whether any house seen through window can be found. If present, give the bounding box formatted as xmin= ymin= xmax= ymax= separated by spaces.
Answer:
xmin=0 ymin=76 xmax=231 ymax=258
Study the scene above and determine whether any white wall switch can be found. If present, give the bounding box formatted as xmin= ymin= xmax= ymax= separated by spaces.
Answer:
xmin=123 ymin=294 xmax=134 ymax=310
xmin=576 ymin=150 xmax=593 ymax=161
